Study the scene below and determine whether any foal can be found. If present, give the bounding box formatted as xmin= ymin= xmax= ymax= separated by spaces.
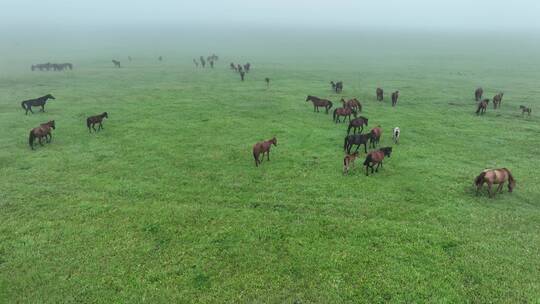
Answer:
xmin=391 ymin=91 xmax=399 ymax=107
xmin=363 ymin=147 xmax=392 ymax=176
xmin=520 ymin=105 xmax=532 ymax=116
xmin=393 ymin=127 xmax=401 ymax=144
xmin=474 ymin=168 xmax=515 ymax=197
xmin=87 ymin=112 xmax=108 ymax=133
xmin=253 ymin=137 xmax=277 ymax=167
xmin=29 ymin=120 xmax=55 ymax=150
xmin=376 ymin=88 xmax=384 ymax=101
xmin=343 ymin=152 xmax=359 ymax=175
xmin=476 ymin=99 xmax=489 ymax=115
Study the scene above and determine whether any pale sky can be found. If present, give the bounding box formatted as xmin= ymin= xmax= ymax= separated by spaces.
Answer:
xmin=2 ymin=0 xmax=540 ymax=30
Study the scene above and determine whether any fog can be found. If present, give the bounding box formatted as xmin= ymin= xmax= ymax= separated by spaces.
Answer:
xmin=2 ymin=0 xmax=540 ymax=31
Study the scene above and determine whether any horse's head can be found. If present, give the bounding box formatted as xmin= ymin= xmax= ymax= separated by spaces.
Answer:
xmin=46 ymin=94 xmax=55 ymax=100
xmin=103 ymin=112 xmax=109 ymax=118
xmin=382 ymin=147 xmax=392 ymax=157
xmin=49 ymin=120 xmax=56 ymax=129
xmin=271 ymin=137 xmax=277 ymax=146
xmin=306 ymin=96 xmax=311 ymax=102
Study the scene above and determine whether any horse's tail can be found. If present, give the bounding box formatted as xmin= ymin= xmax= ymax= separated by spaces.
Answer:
xmin=29 ymin=130 xmax=35 ymax=148
xmin=474 ymin=172 xmax=486 ymax=186
xmin=504 ymin=168 xmax=515 ymax=185
xmin=363 ymin=154 xmax=372 ymax=166
xmin=347 ymin=123 xmax=352 ymax=135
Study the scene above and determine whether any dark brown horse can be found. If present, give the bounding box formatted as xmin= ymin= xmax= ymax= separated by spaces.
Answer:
xmin=112 ymin=60 xmax=121 ymax=68
xmin=493 ymin=93 xmax=504 ymax=109
xmin=476 ymin=99 xmax=489 ymax=115
xmin=244 ymin=63 xmax=251 ymax=73
xmin=29 ymin=120 xmax=55 ymax=150
xmin=475 ymin=87 xmax=483 ymax=101
xmin=87 ymin=112 xmax=108 ymax=132
xmin=341 ymin=98 xmax=362 ymax=112
xmin=391 ymin=91 xmax=399 ymax=107
xmin=344 ymin=133 xmax=372 ymax=154
xmin=333 ymin=106 xmax=357 ymax=123
xmin=253 ymin=137 xmax=277 ymax=167
xmin=376 ymin=88 xmax=384 ymax=101
xmin=230 ymin=62 xmax=236 ymax=70
xmin=265 ymin=78 xmax=270 ymax=87
xmin=21 ymin=94 xmax=55 ymax=115
xmin=369 ymin=126 xmax=382 ymax=148
xmin=520 ymin=105 xmax=532 ymax=116
xmin=474 ymin=168 xmax=515 ymax=197
xmin=306 ymin=96 xmax=333 ymax=113
xmin=347 ymin=116 xmax=369 ymax=135
xmin=363 ymin=147 xmax=392 ymax=176
xmin=240 ymin=71 xmax=245 ymax=81
xmin=330 ymin=81 xmax=343 ymax=93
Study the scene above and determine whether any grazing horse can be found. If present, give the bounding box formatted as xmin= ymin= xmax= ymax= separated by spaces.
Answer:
xmin=265 ymin=78 xmax=270 ymax=87
xmin=200 ymin=56 xmax=206 ymax=68
xmin=344 ymin=133 xmax=372 ymax=154
xmin=476 ymin=99 xmax=489 ymax=115
xmin=253 ymin=137 xmax=277 ymax=167
xmin=335 ymin=81 xmax=343 ymax=93
xmin=376 ymin=88 xmax=384 ymax=101
xmin=237 ymin=64 xmax=243 ymax=72
xmin=240 ymin=71 xmax=245 ymax=81
xmin=341 ymin=98 xmax=362 ymax=112
xmin=363 ymin=147 xmax=392 ymax=176
xmin=29 ymin=120 xmax=55 ymax=150
xmin=87 ymin=112 xmax=108 ymax=133
xmin=520 ymin=105 xmax=532 ymax=116
xmin=193 ymin=59 xmax=199 ymax=67
xmin=347 ymin=116 xmax=369 ymax=135
xmin=333 ymin=106 xmax=357 ymax=123
xmin=391 ymin=91 xmax=399 ymax=107
xmin=493 ymin=93 xmax=504 ymax=109
xmin=343 ymin=152 xmax=359 ymax=175
xmin=112 ymin=60 xmax=121 ymax=68
xmin=369 ymin=126 xmax=382 ymax=148
xmin=474 ymin=168 xmax=515 ymax=197
xmin=21 ymin=94 xmax=55 ymax=115
xmin=230 ymin=62 xmax=236 ymax=70
xmin=306 ymin=95 xmax=333 ymax=114
xmin=244 ymin=63 xmax=251 ymax=73
xmin=475 ymin=87 xmax=483 ymax=101
xmin=393 ymin=127 xmax=401 ymax=144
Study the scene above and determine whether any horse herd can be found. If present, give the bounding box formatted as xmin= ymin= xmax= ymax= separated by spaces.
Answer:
xmin=474 ymin=87 xmax=532 ymax=116
xmin=31 ymin=62 xmax=73 ymax=71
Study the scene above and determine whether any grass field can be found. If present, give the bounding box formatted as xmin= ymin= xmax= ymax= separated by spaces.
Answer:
xmin=1 ymin=28 xmax=540 ymax=303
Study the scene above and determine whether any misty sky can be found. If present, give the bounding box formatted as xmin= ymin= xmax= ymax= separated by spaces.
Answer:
xmin=2 ymin=0 xmax=540 ymax=30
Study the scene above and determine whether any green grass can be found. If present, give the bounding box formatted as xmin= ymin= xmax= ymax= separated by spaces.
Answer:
xmin=1 ymin=29 xmax=540 ymax=303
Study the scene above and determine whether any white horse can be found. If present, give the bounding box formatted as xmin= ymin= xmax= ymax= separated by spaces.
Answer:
xmin=393 ymin=127 xmax=400 ymax=144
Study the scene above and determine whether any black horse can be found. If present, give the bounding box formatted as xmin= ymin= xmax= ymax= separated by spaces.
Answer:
xmin=347 ymin=116 xmax=369 ymax=135
xmin=344 ymin=133 xmax=372 ymax=154
xmin=21 ymin=94 xmax=55 ymax=115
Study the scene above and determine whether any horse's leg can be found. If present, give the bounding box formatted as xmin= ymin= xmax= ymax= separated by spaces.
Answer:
xmin=41 ymin=105 xmax=45 ymax=112
xmin=29 ymin=106 xmax=34 ymax=114
xmin=92 ymin=124 xmax=97 ymax=132
xmin=48 ymin=132 xmax=52 ymax=143
xmin=375 ymin=162 xmax=380 ymax=172
xmin=487 ymin=182 xmax=493 ymax=197
xmin=497 ymin=183 xmax=504 ymax=193
xmin=267 ymin=150 xmax=270 ymax=161
xmin=38 ymin=136 xmax=43 ymax=146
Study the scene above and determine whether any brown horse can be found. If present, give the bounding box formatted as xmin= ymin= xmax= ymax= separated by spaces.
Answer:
xmin=391 ymin=91 xmax=399 ymax=107
xmin=363 ymin=147 xmax=392 ymax=176
xmin=333 ymin=106 xmax=357 ymax=123
xmin=265 ymin=78 xmax=270 ymax=87
xmin=87 ymin=112 xmax=108 ymax=132
xmin=476 ymin=99 xmax=489 ymax=115
xmin=306 ymin=96 xmax=333 ymax=113
xmin=340 ymin=98 xmax=362 ymax=112
xmin=112 ymin=60 xmax=121 ymax=68
xmin=493 ymin=93 xmax=504 ymax=109
xmin=376 ymin=88 xmax=384 ymax=101
xmin=475 ymin=87 xmax=483 ymax=101
xmin=347 ymin=116 xmax=369 ymax=135
xmin=369 ymin=126 xmax=382 ymax=148
xmin=520 ymin=105 xmax=532 ymax=116
xmin=253 ymin=137 xmax=277 ymax=167
xmin=29 ymin=120 xmax=55 ymax=150
xmin=343 ymin=152 xmax=359 ymax=175
xmin=474 ymin=168 xmax=515 ymax=197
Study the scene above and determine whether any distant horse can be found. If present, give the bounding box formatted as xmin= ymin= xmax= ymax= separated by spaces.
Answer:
xmin=476 ymin=99 xmax=489 ymax=115
xmin=493 ymin=93 xmax=504 ymax=109
xmin=112 ymin=60 xmax=121 ymax=68
xmin=376 ymin=88 xmax=384 ymax=101
xmin=29 ymin=120 xmax=55 ymax=150
xmin=193 ymin=59 xmax=199 ymax=67
xmin=237 ymin=64 xmax=243 ymax=72
xmin=230 ymin=62 xmax=236 ymax=70
xmin=340 ymin=98 xmax=361 ymax=112
xmin=347 ymin=116 xmax=369 ymax=135
xmin=306 ymin=95 xmax=333 ymax=113
xmin=343 ymin=152 xmax=359 ymax=175
xmin=344 ymin=133 xmax=371 ymax=154
xmin=333 ymin=106 xmax=357 ymax=123
xmin=520 ymin=105 xmax=532 ymax=116
xmin=474 ymin=168 xmax=515 ymax=197
xmin=87 ymin=112 xmax=108 ymax=133
xmin=253 ymin=137 xmax=277 ymax=167
xmin=393 ymin=127 xmax=400 ymax=144
xmin=244 ymin=63 xmax=251 ymax=73
xmin=369 ymin=126 xmax=382 ymax=148
xmin=265 ymin=78 xmax=270 ymax=87
xmin=391 ymin=91 xmax=399 ymax=107
xmin=158 ymin=56 xmax=162 ymax=61
xmin=475 ymin=87 xmax=483 ymax=101
xmin=363 ymin=147 xmax=392 ymax=176
xmin=240 ymin=71 xmax=245 ymax=81
xmin=21 ymin=94 xmax=55 ymax=115
xmin=209 ymin=61 xmax=214 ymax=68
xmin=330 ymin=81 xmax=343 ymax=93
xmin=208 ymin=54 xmax=219 ymax=61
xmin=330 ymin=81 xmax=336 ymax=91
xmin=200 ymin=56 xmax=206 ymax=68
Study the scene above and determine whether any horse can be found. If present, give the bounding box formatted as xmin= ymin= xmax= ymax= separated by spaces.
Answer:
xmin=391 ymin=91 xmax=399 ymax=107
xmin=341 ymin=98 xmax=362 ymax=112
xmin=376 ymin=88 xmax=384 ymax=101
xmin=237 ymin=64 xmax=243 ymax=72
xmin=393 ymin=127 xmax=400 ymax=144
xmin=347 ymin=116 xmax=369 ymax=135
xmin=253 ymin=137 xmax=277 ymax=167
xmin=476 ymin=99 xmax=489 ymax=115
xmin=363 ymin=147 xmax=392 ymax=176
xmin=493 ymin=93 xmax=504 ymax=109
xmin=520 ymin=105 xmax=532 ymax=116
xmin=343 ymin=152 xmax=359 ymax=175
xmin=475 ymin=87 xmax=483 ymax=101
xmin=112 ymin=60 xmax=121 ymax=68
xmin=21 ymin=94 xmax=55 ymax=115
xmin=199 ymin=56 xmax=206 ymax=68
xmin=240 ymin=71 xmax=245 ymax=81
xmin=244 ymin=63 xmax=251 ymax=73
xmin=230 ymin=62 xmax=236 ymax=70
xmin=333 ymin=106 xmax=357 ymax=123
xmin=29 ymin=120 xmax=55 ymax=150
xmin=344 ymin=133 xmax=372 ymax=154
xmin=86 ymin=112 xmax=108 ymax=132
xmin=369 ymin=126 xmax=382 ymax=148
xmin=158 ymin=56 xmax=163 ymax=61
xmin=265 ymin=78 xmax=270 ymax=87
xmin=335 ymin=81 xmax=343 ymax=93
xmin=474 ymin=168 xmax=515 ymax=197
xmin=209 ymin=61 xmax=214 ymax=68
xmin=306 ymin=96 xmax=333 ymax=114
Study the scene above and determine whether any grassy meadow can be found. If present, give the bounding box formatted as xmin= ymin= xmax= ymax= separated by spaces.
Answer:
xmin=1 ymin=28 xmax=540 ymax=303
